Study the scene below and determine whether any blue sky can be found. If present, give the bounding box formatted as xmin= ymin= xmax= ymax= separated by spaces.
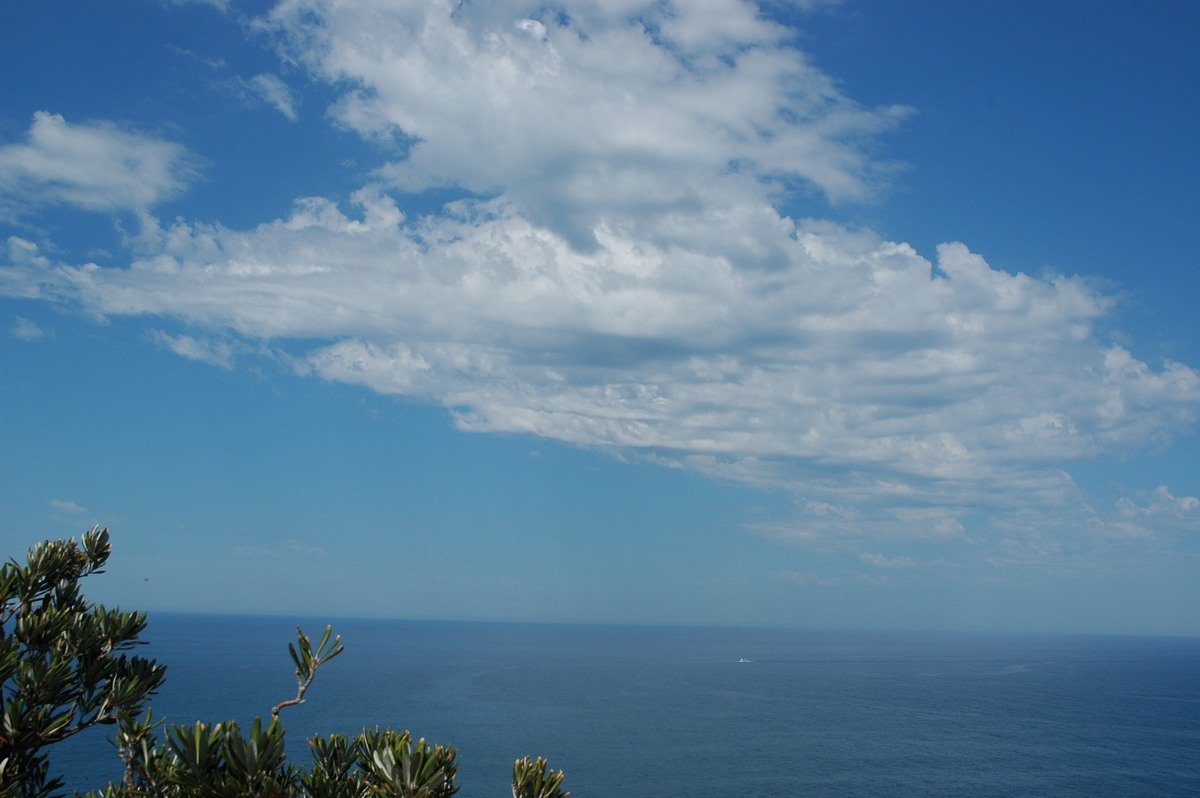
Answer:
xmin=2 ymin=0 xmax=1198 ymax=635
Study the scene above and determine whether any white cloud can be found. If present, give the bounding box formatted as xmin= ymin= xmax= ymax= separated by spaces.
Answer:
xmin=11 ymin=316 xmax=47 ymax=341
xmin=8 ymin=190 xmax=1195 ymax=542
xmin=166 ymin=0 xmax=230 ymax=11
xmin=234 ymin=73 xmax=300 ymax=120
xmin=1116 ymin=486 xmax=1200 ymax=528
xmin=50 ymin=499 xmax=88 ymax=514
xmin=647 ymin=0 xmax=787 ymax=54
xmin=233 ymin=541 xmax=331 ymax=558
xmin=751 ymin=501 xmax=980 ymax=554
xmin=2 ymin=238 xmax=63 ymax=301
xmin=150 ymin=330 xmax=237 ymax=369
xmin=261 ymin=0 xmax=909 ymax=248
xmin=287 ymin=541 xmax=330 ymax=557
xmin=857 ymin=552 xmax=918 ymax=569
xmin=0 ymin=113 xmax=198 ymax=217
xmin=3 ymin=1 xmax=1197 ymax=550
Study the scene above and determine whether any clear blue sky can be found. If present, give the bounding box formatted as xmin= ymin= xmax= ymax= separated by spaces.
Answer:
xmin=2 ymin=0 xmax=1198 ymax=635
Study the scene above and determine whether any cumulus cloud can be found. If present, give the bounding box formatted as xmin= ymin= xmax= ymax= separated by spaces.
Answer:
xmin=0 ymin=112 xmax=198 ymax=217
xmin=8 ymin=188 xmax=1195 ymax=539
xmin=2 ymin=0 xmax=1197 ymax=550
xmin=261 ymin=0 xmax=909 ymax=248
xmin=1114 ymin=485 xmax=1200 ymax=536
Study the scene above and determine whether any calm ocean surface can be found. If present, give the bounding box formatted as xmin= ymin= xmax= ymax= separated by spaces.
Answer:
xmin=55 ymin=614 xmax=1199 ymax=796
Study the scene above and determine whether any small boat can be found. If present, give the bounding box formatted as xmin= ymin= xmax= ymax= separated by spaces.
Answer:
xmin=738 ymin=658 xmax=752 ymax=663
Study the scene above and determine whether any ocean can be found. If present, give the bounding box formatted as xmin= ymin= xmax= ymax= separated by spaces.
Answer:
xmin=54 ymin=614 xmax=1200 ymax=796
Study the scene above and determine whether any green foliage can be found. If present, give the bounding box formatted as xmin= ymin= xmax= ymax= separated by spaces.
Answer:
xmin=366 ymin=729 xmax=459 ymax=798
xmin=1 ymin=528 xmax=167 ymax=798
xmin=99 ymin=715 xmax=465 ymax=798
xmin=512 ymin=757 xmax=569 ymax=798
xmin=102 ymin=715 xmax=292 ymax=797
xmin=2 ymin=532 xmax=569 ymax=798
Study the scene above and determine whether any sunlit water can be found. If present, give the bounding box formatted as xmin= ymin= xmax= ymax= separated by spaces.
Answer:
xmin=56 ymin=615 xmax=1200 ymax=796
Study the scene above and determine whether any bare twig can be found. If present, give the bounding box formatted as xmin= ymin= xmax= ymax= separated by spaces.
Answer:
xmin=271 ymin=625 xmax=343 ymax=719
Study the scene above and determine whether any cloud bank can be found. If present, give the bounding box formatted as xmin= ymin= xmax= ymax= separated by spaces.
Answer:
xmin=3 ymin=0 xmax=1197 ymax=549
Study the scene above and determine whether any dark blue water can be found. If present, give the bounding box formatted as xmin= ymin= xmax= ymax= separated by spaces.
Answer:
xmin=55 ymin=615 xmax=1200 ymax=796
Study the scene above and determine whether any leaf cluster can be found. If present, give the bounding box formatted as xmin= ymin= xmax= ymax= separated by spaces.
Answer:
xmin=511 ymin=758 xmax=568 ymax=798
xmin=1 ymin=528 xmax=166 ymax=798
xmin=90 ymin=715 xmax=461 ymax=798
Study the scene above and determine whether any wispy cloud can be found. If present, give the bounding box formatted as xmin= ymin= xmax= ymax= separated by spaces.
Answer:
xmin=233 ymin=541 xmax=330 ymax=558
xmin=231 ymin=73 xmax=300 ymax=121
xmin=857 ymin=552 xmax=924 ymax=569
xmin=287 ymin=541 xmax=329 ymax=557
xmin=166 ymin=0 xmax=230 ymax=11
xmin=773 ymin=570 xmax=841 ymax=587
xmin=11 ymin=315 xmax=47 ymax=341
xmin=150 ymin=330 xmax=236 ymax=369
xmin=50 ymin=499 xmax=88 ymax=514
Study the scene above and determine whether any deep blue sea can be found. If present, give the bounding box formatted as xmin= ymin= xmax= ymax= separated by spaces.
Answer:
xmin=54 ymin=614 xmax=1200 ymax=796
